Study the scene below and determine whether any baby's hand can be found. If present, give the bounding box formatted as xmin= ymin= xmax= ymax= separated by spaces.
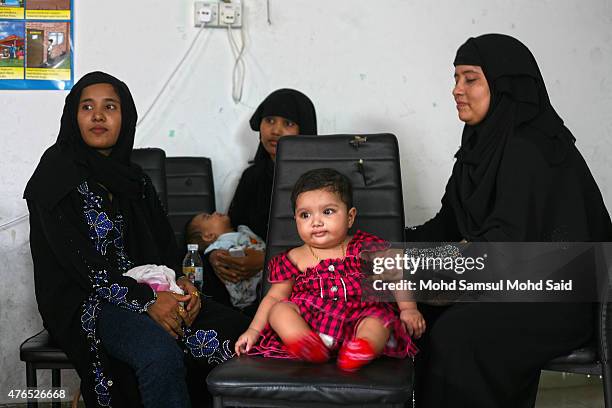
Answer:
xmin=400 ymin=308 xmax=426 ymax=339
xmin=235 ymin=328 xmax=261 ymax=356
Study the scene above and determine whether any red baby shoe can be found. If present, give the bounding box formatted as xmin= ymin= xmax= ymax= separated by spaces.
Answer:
xmin=337 ymin=338 xmax=376 ymax=372
xmin=285 ymin=331 xmax=329 ymax=363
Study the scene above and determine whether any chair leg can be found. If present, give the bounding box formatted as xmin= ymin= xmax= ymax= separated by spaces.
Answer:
xmin=25 ymin=363 xmax=38 ymax=408
xmin=603 ymin=361 xmax=612 ymax=408
xmin=213 ymin=395 xmax=224 ymax=408
xmin=51 ymin=369 xmax=61 ymax=408
xmin=26 ymin=362 xmax=37 ymax=387
xmin=51 ymin=369 xmax=61 ymax=387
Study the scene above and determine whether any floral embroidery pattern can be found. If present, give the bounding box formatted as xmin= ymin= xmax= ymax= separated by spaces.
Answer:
xmin=183 ymin=328 xmax=235 ymax=365
xmin=81 ymin=302 xmax=98 ymax=334
xmin=77 ymin=181 xmax=147 ymax=407
xmin=80 ymin=297 xmax=110 ymax=407
xmin=185 ymin=329 xmax=220 ymax=358
xmin=93 ymin=366 xmax=111 ymax=407
xmin=207 ymin=340 xmax=235 ymax=365
xmin=84 ymin=209 xmax=114 ymax=254
xmin=96 ymin=283 xmax=128 ymax=305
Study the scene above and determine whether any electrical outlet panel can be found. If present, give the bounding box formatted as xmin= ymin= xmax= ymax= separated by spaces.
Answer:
xmin=219 ymin=1 xmax=242 ymax=27
xmin=194 ymin=2 xmax=219 ymax=27
xmin=194 ymin=0 xmax=242 ymax=28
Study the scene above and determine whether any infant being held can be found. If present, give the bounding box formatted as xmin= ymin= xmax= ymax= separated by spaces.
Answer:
xmin=186 ymin=212 xmax=265 ymax=309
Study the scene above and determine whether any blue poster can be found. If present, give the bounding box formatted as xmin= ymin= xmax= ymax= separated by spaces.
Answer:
xmin=0 ymin=0 xmax=73 ymax=90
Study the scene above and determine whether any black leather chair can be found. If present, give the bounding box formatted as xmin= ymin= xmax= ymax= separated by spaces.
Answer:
xmin=19 ymin=330 xmax=72 ymax=408
xmin=542 ymin=243 xmax=612 ymax=407
xmin=131 ymin=147 xmax=168 ymax=210
xmin=165 ymin=156 xmax=216 ymax=247
xmin=207 ymin=134 xmax=414 ymax=408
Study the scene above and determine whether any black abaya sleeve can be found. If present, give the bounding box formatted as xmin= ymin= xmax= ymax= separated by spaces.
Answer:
xmin=228 ymin=167 xmax=254 ymax=230
xmin=28 ymin=200 xmax=90 ymax=341
xmin=405 ymin=195 xmax=462 ymax=242
xmin=142 ymin=175 xmax=183 ymax=276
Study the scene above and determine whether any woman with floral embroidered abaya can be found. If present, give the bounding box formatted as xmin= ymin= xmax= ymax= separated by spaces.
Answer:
xmin=24 ymin=72 xmax=249 ymax=408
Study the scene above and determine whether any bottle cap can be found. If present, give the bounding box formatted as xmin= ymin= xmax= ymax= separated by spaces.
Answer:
xmin=187 ymin=244 xmax=199 ymax=251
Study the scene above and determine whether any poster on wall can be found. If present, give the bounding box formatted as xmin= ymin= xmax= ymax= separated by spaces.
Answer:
xmin=0 ymin=0 xmax=73 ymax=90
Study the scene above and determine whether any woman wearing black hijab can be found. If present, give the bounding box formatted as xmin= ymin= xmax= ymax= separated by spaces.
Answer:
xmin=206 ymin=89 xmax=317 ymax=307
xmin=407 ymin=35 xmax=612 ymax=407
xmin=24 ymin=71 xmax=248 ymax=407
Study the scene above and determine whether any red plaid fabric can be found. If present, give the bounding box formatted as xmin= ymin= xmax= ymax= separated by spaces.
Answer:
xmin=249 ymin=230 xmax=418 ymax=359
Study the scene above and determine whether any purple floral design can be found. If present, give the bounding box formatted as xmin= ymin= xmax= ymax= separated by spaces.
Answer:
xmin=93 ymin=367 xmax=111 ymax=407
xmin=81 ymin=301 xmax=99 ymax=334
xmin=185 ymin=329 xmax=220 ymax=358
xmin=96 ymin=283 xmax=129 ymax=305
xmin=85 ymin=209 xmax=114 ymax=254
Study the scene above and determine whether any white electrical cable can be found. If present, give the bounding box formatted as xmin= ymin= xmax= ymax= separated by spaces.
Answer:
xmin=2 ymin=25 xmax=210 ymax=230
xmin=226 ymin=23 xmax=246 ymax=104
xmin=136 ymin=24 xmax=207 ymax=129
xmin=0 ymin=213 xmax=29 ymax=231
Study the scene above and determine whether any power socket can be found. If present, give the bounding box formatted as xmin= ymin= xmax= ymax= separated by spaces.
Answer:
xmin=194 ymin=2 xmax=219 ymax=27
xmin=219 ymin=1 xmax=242 ymax=27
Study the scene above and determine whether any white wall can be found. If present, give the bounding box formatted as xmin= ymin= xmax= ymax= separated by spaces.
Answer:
xmin=1 ymin=0 xmax=611 ymax=402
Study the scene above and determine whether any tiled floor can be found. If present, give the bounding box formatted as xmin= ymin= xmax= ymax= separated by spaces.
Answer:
xmin=535 ymin=371 xmax=604 ymax=408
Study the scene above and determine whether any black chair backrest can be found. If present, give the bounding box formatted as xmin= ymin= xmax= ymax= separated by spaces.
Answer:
xmin=264 ymin=134 xmax=405 ymax=294
xmin=132 ymin=148 xmax=168 ymax=210
xmin=165 ymin=157 xmax=216 ymax=247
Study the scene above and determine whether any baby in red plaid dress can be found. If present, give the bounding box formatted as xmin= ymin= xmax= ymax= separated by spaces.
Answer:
xmin=235 ymin=168 xmax=424 ymax=371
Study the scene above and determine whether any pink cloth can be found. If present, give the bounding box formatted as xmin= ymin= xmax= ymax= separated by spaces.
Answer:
xmin=123 ymin=264 xmax=184 ymax=294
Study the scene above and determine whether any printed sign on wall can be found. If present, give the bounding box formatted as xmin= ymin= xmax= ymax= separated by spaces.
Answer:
xmin=0 ymin=0 xmax=73 ymax=90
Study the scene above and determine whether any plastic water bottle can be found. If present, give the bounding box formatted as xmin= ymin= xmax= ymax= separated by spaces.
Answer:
xmin=183 ymin=244 xmax=203 ymax=292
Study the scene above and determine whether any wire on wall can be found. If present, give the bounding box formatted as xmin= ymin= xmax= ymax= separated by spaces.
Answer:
xmin=227 ymin=23 xmax=246 ymax=103
xmin=137 ymin=25 xmax=208 ymax=129
xmin=0 ymin=213 xmax=29 ymax=231
xmin=267 ymin=0 xmax=272 ymax=25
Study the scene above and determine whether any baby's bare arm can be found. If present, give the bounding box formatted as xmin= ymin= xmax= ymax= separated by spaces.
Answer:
xmin=248 ymin=280 xmax=294 ymax=332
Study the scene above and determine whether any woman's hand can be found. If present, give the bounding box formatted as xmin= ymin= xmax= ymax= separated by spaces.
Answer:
xmin=400 ymin=308 xmax=426 ymax=339
xmin=147 ymin=291 xmax=191 ymax=338
xmin=209 ymin=250 xmax=240 ymax=283
xmin=235 ymin=327 xmax=261 ymax=356
xmin=210 ymin=248 xmax=265 ymax=283
xmin=176 ymin=277 xmax=202 ymax=327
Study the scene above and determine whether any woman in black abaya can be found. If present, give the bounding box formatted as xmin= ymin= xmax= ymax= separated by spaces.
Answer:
xmin=408 ymin=34 xmax=612 ymax=408
xmin=25 ymin=71 xmax=248 ymax=407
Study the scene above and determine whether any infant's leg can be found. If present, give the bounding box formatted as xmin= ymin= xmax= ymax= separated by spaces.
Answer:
xmin=268 ymin=301 xmax=311 ymax=343
xmin=355 ymin=317 xmax=391 ymax=355
xmin=268 ymin=301 xmax=329 ymax=362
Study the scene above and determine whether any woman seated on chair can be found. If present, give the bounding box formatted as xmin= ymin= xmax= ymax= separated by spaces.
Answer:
xmin=408 ymin=34 xmax=612 ymax=408
xmin=206 ymin=89 xmax=318 ymax=312
xmin=24 ymin=71 xmax=249 ymax=408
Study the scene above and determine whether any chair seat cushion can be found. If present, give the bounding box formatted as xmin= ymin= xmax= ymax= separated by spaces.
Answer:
xmin=207 ymin=356 xmax=413 ymax=405
xmin=20 ymin=331 xmax=70 ymax=364
xmin=546 ymin=347 xmax=597 ymax=365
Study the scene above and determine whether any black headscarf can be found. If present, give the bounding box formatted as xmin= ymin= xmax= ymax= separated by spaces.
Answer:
xmin=445 ymin=34 xmax=611 ymax=241
xmin=248 ymin=88 xmax=318 ymax=164
xmin=25 ymin=71 xmax=167 ymax=265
